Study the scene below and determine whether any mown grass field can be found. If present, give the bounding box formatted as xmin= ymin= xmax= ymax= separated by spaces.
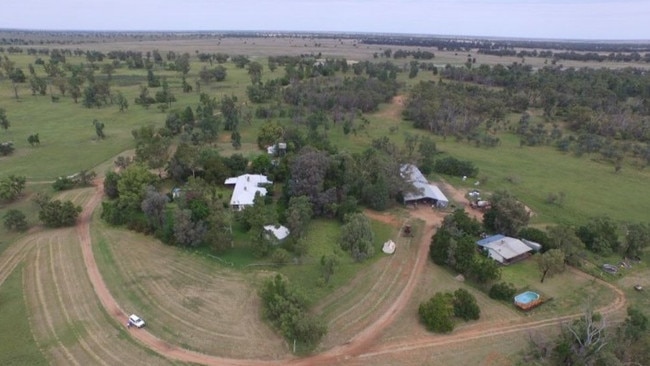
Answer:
xmin=0 ymin=267 xmax=48 ymax=366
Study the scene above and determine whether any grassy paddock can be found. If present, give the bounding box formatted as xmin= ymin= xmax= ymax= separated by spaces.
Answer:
xmin=0 ymin=266 xmax=48 ymax=366
xmin=279 ymin=218 xmax=394 ymax=305
xmin=419 ymin=131 xmax=650 ymax=225
xmin=499 ymin=258 xmax=616 ymax=318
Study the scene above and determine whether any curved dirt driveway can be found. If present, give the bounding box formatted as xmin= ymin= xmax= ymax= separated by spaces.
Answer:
xmin=76 ymin=183 xmax=626 ymax=365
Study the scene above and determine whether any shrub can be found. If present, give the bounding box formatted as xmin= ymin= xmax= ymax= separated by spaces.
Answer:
xmin=453 ymin=288 xmax=481 ymax=321
xmin=38 ymin=199 xmax=82 ymax=227
xmin=3 ymin=209 xmax=28 ymax=232
xmin=52 ymin=176 xmax=75 ymax=191
xmin=433 ymin=156 xmax=478 ymax=177
xmin=0 ymin=141 xmax=14 ymax=156
xmin=260 ymin=275 xmax=326 ymax=350
xmin=419 ymin=292 xmax=455 ymax=333
xmin=489 ymin=282 xmax=517 ymax=301
xmin=271 ymin=248 xmax=292 ymax=266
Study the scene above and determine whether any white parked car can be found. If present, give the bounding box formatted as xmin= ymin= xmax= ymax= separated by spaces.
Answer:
xmin=128 ymin=314 xmax=145 ymax=328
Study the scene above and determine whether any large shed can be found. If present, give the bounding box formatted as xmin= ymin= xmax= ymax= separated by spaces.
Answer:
xmin=400 ymin=164 xmax=449 ymax=208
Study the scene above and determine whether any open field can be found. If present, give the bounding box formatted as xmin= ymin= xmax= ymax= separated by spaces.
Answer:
xmin=0 ymin=267 xmax=48 ymax=366
xmin=92 ymin=218 xmax=288 ymax=359
xmin=0 ymin=188 xmax=178 ymax=366
xmin=0 ymin=34 xmax=647 ymax=365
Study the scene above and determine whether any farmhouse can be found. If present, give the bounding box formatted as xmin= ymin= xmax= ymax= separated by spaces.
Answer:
xmin=224 ymin=174 xmax=272 ymax=211
xmin=400 ymin=164 xmax=449 ymax=208
xmin=477 ymin=234 xmax=533 ymax=265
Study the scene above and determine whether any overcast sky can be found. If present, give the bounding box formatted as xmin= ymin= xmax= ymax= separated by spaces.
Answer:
xmin=2 ymin=0 xmax=649 ymax=40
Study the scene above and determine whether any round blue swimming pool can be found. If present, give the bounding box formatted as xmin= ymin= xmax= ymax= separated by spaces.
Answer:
xmin=514 ymin=291 xmax=540 ymax=304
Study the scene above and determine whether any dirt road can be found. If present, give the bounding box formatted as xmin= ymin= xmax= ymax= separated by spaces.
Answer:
xmin=76 ymin=182 xmax=626 ymax=365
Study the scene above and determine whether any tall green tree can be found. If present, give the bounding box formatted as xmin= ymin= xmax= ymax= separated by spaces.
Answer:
xmin=93 ymin=119 xmax=105 ymax=139
xmin=576 ymin=216 xmax=620 ymax=255
xmin=623 ymin=223 xmax=650 ymax=257
xmin=537 ymin=248 xmax=566 ymax=283
xmin=546 ymin=224 xmax=585 ymax=265
xmin=247 ymin=61 xmax=263 ymax=84
xmin=114 ymin=91 xmax=129 ymax=111
xmin=3 ymin=209 xmax=28 ymax=232
xmin=483 ymin=190 xmax=530 ymax=236
xmin=0 ymin=175 xmax=26 ymax=202
xmin=320 ymin=254 xmax=339 ymax=284
xmin=339 ymin=213 xmax=375 ymax=262
xmin=220 ymin=94 xmax=240 ymax=131
xmin=285 ymin=195 xmax=313 ymax=240
xmin=116 ymin=163 xmax=157 ymax=211
xmin=132 ymin=125 xmax=171 ymax=171
xmin=0 ymin=108 xmax=9 ymax=131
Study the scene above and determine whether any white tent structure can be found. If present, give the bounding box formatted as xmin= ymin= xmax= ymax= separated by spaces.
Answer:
xmin=400 ymin=164 xmax=449 ymax=208
xmin=382 ymin=240 xmax=396 ymax=254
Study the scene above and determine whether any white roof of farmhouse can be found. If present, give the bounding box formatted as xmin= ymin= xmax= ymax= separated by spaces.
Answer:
xmin=400 ymin=164 xmax=449 ymax=204
xmin=225 ymin=174 xmax=272 ymax=207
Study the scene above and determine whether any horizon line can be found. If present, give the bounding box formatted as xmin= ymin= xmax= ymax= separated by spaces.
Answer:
xmin=2 ymin=28 xmax=650 ymax=44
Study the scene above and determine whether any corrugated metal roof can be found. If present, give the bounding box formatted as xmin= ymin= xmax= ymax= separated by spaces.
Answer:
xmin=225 ymin=174 xmax=272 ymax=207
xmin=477 ymin=234 xmax=506 ymax=247
xmin=483 ymin=237 xmax=532 ymax=263
xmin=263 ymin=225 xmax=290 ymax=240
xmin=400 ymin=164 xmax=449 ymax=205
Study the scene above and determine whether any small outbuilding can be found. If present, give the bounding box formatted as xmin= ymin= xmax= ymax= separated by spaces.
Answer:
xmin=263 ymin=225 xmax=290 ymax=243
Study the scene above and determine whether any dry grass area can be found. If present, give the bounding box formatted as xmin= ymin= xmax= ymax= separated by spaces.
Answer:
xmin=8 ymin=188 xmax=176 ymax=366
xmin=315 ymin=217 xmax=418 ymax=350
xmin=93 ymin=223 xmax=288 ymax=360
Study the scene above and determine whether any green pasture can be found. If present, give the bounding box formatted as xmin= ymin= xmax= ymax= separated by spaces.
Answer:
xmin=429 ymin=131 xmax=650 ymax=226
xmin=279 ymin=218 xmax=395 ymax=305
xmin=499 ymin=258 xmax=617 ymax=318
xmin=0 ymin=267 xmax=48 ymax=366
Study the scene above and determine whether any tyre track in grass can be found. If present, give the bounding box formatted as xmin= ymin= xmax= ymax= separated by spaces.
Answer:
xmin=95 ymin=216 xmax=286 ymax=357
xmin=47 ymin=232 xmax=111 ymax=366
xmin=327 ymin=247 xmax=401 ymax=330
xmin=319 ymin=216 xmax=411 ymax=341
xmin=54 ymin=228 xmax=155 ymax=366
xmin=31 ymin=243 xmax=81 ymax=366
xmin=0 ymin=236 xmax=38 ymax=287
xmin=98 ymin=226 xmax=253 ymax=343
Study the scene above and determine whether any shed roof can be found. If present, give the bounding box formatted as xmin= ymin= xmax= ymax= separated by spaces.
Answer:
xmin=481 ymin=236 xmax=532 ymax=263
xmin=400 ymin=164 xmax=449 ymax=204
xmin=263 ymin=225 xmax=290 ymax=240
xmin=477 ymin=234 xmax=506 ymax=247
